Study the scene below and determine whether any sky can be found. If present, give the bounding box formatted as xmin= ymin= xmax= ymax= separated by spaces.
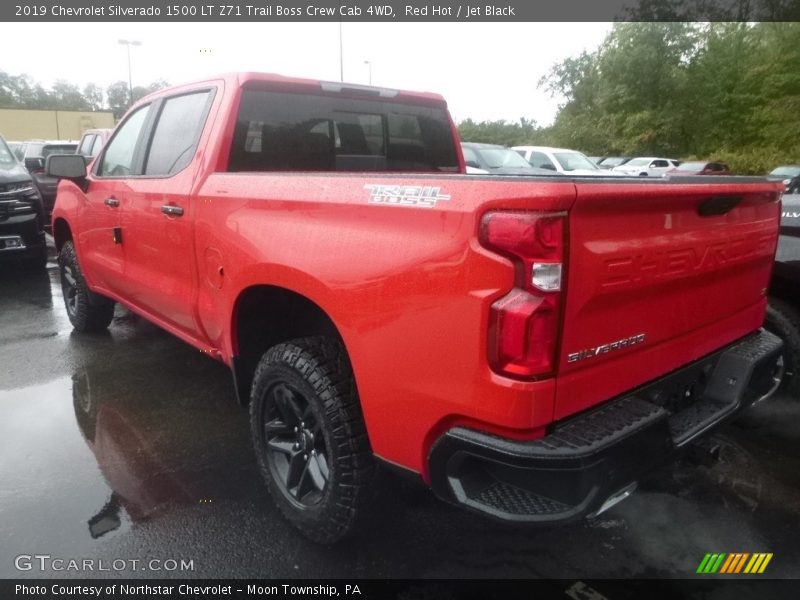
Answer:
xmin=1 ymin=22 xmax=612 ymax=126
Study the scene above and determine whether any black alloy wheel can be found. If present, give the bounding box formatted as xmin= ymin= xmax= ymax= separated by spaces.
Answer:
xmin=262 ymin=382 xmax=331 ymax=508
xmin=249 ymin=336 xmax=374 ymax=543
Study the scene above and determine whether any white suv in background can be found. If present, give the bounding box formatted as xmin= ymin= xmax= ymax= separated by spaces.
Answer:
xmin=511 ymin=145 xmax=613 ymax=176
xmin=612 ymin=157 xmax=680 ymax=177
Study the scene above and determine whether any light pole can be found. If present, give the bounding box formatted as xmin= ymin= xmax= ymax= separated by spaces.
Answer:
xmin=118 ymin=39 xmax=142 ymax=106
xmin=364 ymin=60 xmax=372 ymax=85
xmin=338 ymin=23 xmax=344 ymax=82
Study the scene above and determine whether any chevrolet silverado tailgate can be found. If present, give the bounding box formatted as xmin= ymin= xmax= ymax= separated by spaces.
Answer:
xmin=554 ymin=179 xmax=781 ymax=420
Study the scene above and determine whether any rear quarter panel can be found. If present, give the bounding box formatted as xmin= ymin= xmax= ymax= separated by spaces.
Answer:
xmin=194 ymin=174 xmax=576 ymax=473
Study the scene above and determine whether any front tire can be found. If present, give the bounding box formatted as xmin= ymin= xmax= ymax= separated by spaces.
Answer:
xmin=249 ymin=336 xmax=374 ymax=543
xmin=58 ymin=240 xmax=115 ymax=332
xmin=765 ymin=297 xmax=800 ymax=396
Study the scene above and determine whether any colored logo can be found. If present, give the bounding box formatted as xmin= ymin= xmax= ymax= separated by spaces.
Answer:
xmin=696 ymin=553 xmax=773 ymax=574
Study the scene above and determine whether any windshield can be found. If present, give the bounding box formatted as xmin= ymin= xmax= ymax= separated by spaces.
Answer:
xmin=770 ymin=166 xmax=800 ymax=177
xmin=0 ymin=138 xmax=16 ymax=167
xmin=625 ymin=158 xmax=651 ymax=167
xmin=553 ymin=151 xmax=598 ymax=171
xmin=599 ymin=157 xmax=627 ymax=167
xmin=477 ymin=147 xmax=532 ymax=169
xmin=42 ymin=144 xmax=78 ymax=159
xmin=675 ymin=161 xmax=706 ymax=171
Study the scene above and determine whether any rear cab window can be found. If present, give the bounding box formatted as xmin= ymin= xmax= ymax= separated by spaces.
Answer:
xmin=228 ymin=86 xmax=459 ymax=173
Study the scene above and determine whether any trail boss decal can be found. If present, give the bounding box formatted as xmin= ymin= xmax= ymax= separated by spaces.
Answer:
xmin=365 ymin=184 xmax=451 ymax=208
xmin=567 ymin=333 xmax=647 ymax=364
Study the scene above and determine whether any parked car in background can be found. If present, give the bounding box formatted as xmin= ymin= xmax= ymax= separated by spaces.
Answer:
xmin=612 ymin=157 xmax=680 ymax=177
xmin=597 ymin=156 xmax=631 ymax=170
xmin=7 ymin=141 xmax=25 ymax=161
xmin=76 ymin=129 xmax=113 ymax=162
xmin=0 ymin=135 xmax=48 ymax=269
xmin=22 ymin=140 xmax=78 ymax=219
xmin=461 ymin=143 xmax=551 ymax=175
xmin=767 ymin=165 xmax=800 ymax=194
xmin=667 ymin=161 xmax=731 ymax=176
xmin=512 ymin=145 xmax=613 ymax=176
xmin=765 ymin=191 xmax=800 ymax=395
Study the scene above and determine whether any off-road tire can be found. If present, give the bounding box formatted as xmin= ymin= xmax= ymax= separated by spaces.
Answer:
xmin=249 ymin=336 xmax=374 ymax=543
xmin=765 ymin=297 xmax=800 ymax=397
xmin=58 ymin=240 xmax=115 ymax=332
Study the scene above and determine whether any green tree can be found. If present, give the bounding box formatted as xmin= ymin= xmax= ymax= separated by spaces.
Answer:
xmin=83 ymin=83 xmax=104 ymax=111
xmin=540 ymin=21 xmax=800 ymax=172
xmin=458 ymin=118 xmax=546 ymax=147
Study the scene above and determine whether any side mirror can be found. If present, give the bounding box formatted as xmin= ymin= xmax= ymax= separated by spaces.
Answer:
xmin=24 ymin=157 xmax=44 ymax=172
xmin=539 ymin=164 xmax=557 ymax=171
xmin=465 ymin=160 xmax=480 ymax=169
xmin=46 ymin=154 xmax=87 ymax=180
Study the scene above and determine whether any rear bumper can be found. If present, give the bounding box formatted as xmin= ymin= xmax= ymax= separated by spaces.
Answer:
xmin=428 ymin=329 xmax=783 ymax=523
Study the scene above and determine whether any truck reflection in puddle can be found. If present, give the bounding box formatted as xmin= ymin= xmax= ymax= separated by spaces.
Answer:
xmin=71 ymin=368 xmax=197 ymax=538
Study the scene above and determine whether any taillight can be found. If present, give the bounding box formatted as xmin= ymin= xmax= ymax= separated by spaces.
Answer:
xmin=480 ymin=211 xmax=566 ymax=379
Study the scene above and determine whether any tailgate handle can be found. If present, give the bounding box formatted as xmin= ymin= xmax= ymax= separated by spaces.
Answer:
xmin=161 ymin=204 xmax=184 ymax=217
xmin=104 ymin=197 xmax=119 ymax=208
xmin=698 ymin=196 xmax=741 ymax=216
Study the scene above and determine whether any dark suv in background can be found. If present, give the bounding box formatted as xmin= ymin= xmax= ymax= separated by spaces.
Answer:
xmin=0 ymin=135 xmax=48 ymax=269
xmin=22 ymin=140 xmax=78 ymax=220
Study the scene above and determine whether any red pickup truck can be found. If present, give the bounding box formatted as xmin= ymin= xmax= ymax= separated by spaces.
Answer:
xmin=47 ymin=73 xmax=784 ymax=543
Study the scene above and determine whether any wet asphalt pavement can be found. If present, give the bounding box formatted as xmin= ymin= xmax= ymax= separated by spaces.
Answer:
xmin=1 ymin=243 xmax=799 ymax=581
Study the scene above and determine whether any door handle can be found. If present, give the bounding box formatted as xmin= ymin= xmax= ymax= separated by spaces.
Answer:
xmin=161 ymin=204 xmax=184 ymax=217
xmin=104 ymin=197 xmax=120 ymax=207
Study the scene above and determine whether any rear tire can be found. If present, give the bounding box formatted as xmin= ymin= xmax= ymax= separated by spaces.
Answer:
xmin=765 ymin=297 xmax=800 ymax=397
xmin=58 ymin=240 xmax=115 ymax=332
xmin=249 ymin=336 xmax=374 ymax=543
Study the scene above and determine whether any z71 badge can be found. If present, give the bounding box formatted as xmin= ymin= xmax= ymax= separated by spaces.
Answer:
xmin=364 ymin=184 xmax=451 ymax=208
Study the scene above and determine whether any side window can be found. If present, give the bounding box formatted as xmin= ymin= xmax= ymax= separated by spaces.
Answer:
xmin=530 ymin=151 xmax=555 ymax=169
xmin=89 ymin=134 xmax=104 ymax=157
xmin=99 ymin=105 xmax=151 ymax=177
xmin=78 ymin=135 xmax=95 ymax=156
xmin=144 ymin=91 xmax=211 ymax=176
xmin=462 ymin=146 xmax=478 ymax=165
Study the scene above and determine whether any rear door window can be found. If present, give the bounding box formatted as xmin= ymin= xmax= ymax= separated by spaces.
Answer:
xmin=144 ymin=91 xmax=212 ymax=176
xmin=228 ymin=88 xmax=458 ymax=172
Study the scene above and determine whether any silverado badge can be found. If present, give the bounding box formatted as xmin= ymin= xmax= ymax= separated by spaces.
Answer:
xmin=567 ymin=334 xmax=646 ymax=363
